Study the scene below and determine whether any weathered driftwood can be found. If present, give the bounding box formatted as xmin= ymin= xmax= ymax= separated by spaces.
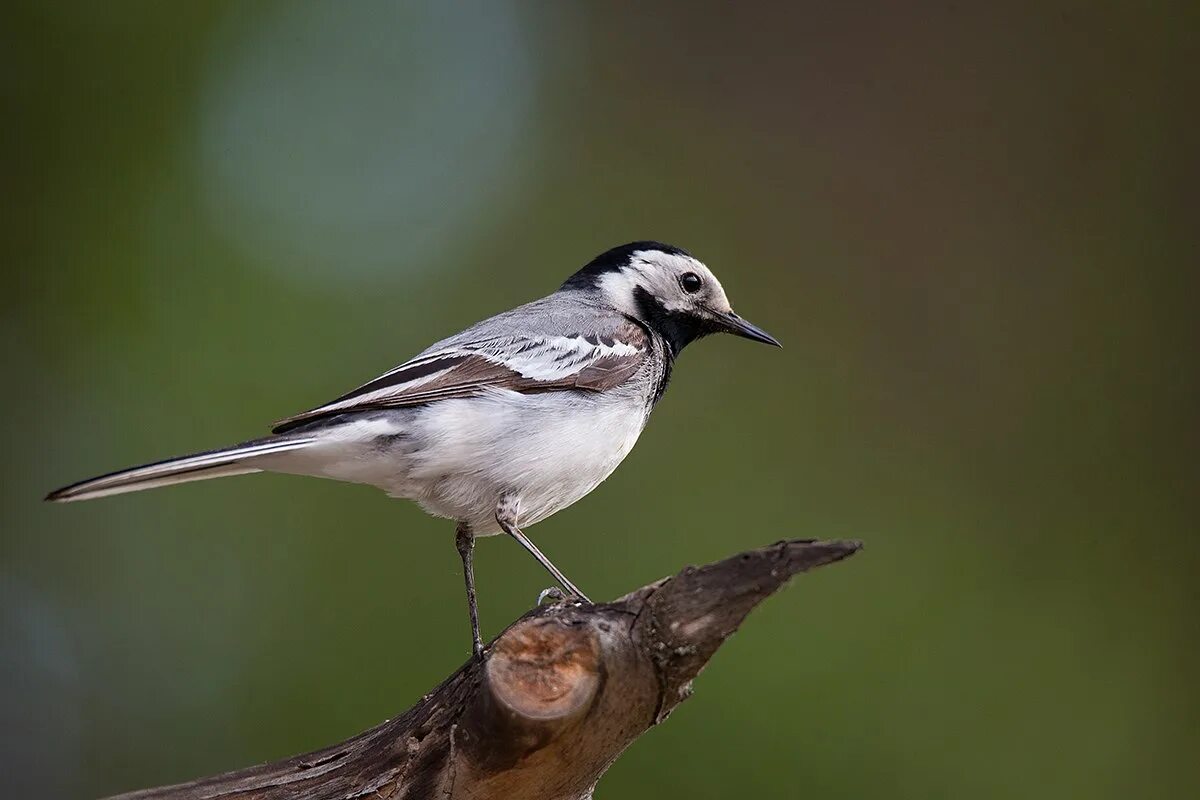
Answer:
xmin=111 ymin=538 xmax=861 ymax=800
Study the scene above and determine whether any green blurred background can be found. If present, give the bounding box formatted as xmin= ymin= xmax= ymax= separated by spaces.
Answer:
xmin=3 ymin=2 xmax=1197 ymax=797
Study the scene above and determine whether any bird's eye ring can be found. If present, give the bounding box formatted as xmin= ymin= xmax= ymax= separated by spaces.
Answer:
xmin=680 ymin=272 xmax=703 ymax=293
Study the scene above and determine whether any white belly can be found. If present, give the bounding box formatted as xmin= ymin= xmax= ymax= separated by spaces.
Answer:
xmin=397 ymin=390 xmax=648 ymax=534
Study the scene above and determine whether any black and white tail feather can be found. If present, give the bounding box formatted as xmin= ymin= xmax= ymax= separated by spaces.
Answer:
xmin=44 ymin=435 xmax=317 ymax=502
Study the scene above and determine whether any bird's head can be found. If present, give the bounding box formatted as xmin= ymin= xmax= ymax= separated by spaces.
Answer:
xmin=562 ymin=241 xmax=781 ymax=356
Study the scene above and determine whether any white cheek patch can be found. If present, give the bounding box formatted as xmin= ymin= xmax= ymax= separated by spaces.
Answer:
xmin=630 ymin=252 xmax=730 ymax=313
xmin=597 ymin=250 xmax=733 ymax=316
xmin=626 ymin=262 xmax=688 ymax=312
xmin=596 ymin=269 xmax=640 ymax=314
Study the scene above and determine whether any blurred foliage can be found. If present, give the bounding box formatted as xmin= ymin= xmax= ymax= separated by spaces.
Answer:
xmin=2 ymin=2 xmax=1197 ymax=798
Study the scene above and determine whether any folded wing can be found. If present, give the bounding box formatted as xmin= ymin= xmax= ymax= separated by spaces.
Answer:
xmin=273 ymin=322 xmax=649 ymax=432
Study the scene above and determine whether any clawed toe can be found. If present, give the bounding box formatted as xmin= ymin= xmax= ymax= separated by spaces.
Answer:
xmin=537 ymin=586 xmax=566 ymax=605
xmin=537 ymin=586 xmax=592 ymax=606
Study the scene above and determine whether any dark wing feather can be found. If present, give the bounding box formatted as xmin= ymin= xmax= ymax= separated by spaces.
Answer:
xmin=574 ymin=353 xmax=646 ymax=391
xmin=272 ymin=323 xmax=648 ymax=432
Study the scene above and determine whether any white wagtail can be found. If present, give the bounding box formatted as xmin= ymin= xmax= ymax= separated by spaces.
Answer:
xmin=47 ymin=242 xmax=780 ymax=655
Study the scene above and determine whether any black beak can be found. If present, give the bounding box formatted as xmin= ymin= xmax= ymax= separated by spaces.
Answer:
xmin=718 ymin=311 xmax=782 ymax=347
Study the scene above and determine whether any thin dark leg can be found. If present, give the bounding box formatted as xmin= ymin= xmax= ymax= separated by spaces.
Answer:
xmin=495 ymin=496 xmax=590 ymax=602
xmin=455 ymin=523 xmax=483 ymax=657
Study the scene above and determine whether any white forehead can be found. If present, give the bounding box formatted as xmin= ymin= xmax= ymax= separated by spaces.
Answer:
xmin=596 ymin=248 xmax=730 ymax=314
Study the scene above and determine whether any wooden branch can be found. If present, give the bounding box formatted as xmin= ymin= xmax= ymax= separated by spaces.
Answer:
xmin=110 ymin=538 xmax=861 ymax=800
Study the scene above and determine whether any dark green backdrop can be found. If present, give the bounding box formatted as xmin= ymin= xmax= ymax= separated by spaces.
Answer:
xmin=3 ymin=3 xmax=1196 ymax=798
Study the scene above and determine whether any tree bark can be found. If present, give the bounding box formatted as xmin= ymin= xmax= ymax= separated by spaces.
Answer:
xmin=110 ymin=538 xmax=861 ymax=800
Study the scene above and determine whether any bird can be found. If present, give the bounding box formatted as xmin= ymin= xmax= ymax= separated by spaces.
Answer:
xmin=46 ymin=241 xmax=781 ymax=656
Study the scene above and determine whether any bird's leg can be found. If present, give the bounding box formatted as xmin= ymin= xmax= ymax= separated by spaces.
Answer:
xmin=496 ymin=494 xmax=591 ymax=603
xmin=455 ymin=523 xmax=484 ymax=658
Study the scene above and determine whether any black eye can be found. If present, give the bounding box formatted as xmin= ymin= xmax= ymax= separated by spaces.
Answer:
xmin=680 ymin=272 xmax=702 ymax=293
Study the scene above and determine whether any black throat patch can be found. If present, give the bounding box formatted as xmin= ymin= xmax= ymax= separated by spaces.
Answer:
xmin=632 ymin=286 xmax=715 ymax=359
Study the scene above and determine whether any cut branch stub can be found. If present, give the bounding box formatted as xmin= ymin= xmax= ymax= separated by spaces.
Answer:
xmin=486 ymin=616 xmax=601 ymax=724
xmin=106 ymin=538 xmax=861 ymax=800
xmin=460 ymin=615 xmax=602 ymax=770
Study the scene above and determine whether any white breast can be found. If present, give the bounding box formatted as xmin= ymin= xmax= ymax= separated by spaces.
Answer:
xmin=400 ymin=389 xmax=649 ymax=534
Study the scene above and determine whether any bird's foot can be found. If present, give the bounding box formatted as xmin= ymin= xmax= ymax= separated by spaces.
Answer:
xmin=536 ymin=586 xmax=592 ymax=605
xmin=537 ymin=586 xmax=566 ymax=606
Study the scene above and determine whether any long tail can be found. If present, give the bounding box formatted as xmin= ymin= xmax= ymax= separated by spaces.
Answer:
xmin=45 ymin=435 xmax=317 ymax=503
